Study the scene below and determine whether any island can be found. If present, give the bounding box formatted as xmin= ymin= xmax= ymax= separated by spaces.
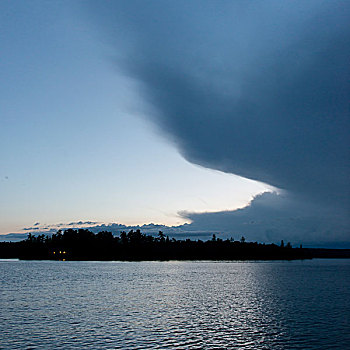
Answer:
xmin=1 ymin=229 xmax=349 ymax=260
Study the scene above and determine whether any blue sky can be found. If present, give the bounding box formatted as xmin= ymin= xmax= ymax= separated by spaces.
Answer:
xmin=1 ymin=1 xmax=349 ymax=246
xmin=0 ymin=1 xmax=268 ymax=235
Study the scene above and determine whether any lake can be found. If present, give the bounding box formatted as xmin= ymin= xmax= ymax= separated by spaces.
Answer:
xmin=1 ymin=259 xmax=349 ymax=349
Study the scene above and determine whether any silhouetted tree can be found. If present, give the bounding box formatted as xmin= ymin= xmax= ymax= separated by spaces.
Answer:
xmin=0 ymin=228 xmax=316 ymax=261
xmin=120 ymin=231 xmax=127 ymax=245
xmin=158 ymin=231 xmax=165 ymax=242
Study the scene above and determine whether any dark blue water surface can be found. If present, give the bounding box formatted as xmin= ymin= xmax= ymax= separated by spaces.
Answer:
xmin=1 ymin=259 xmax=349 ymax=349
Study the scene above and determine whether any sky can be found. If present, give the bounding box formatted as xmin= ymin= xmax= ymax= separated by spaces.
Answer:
xmin=1 ymin=1 xmax=349 ymax=247
xmin=0 ymin=1 xmax=269 ymax=234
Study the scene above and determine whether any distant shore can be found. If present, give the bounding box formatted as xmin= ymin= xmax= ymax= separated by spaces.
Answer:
xmin=0 ymin=229 xmax=349 ymax=261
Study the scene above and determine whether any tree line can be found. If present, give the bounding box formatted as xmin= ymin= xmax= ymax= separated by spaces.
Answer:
xmin=0 ymin=229 xmax=310 ymax=260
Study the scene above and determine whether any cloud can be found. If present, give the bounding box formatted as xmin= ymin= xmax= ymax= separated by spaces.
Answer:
xmin=84 ymin=0 xmax=349 ymax=243
xmin=3 ymin=200 xmax=349 ymax=247
xmin=3 ymin=191 xmax=349 ymax=247
xmin=67 ymin=221 xmax=99 ymax=226
xmin=86 ymin=1 xmax=350 ymax=203
xmin=181 ymin=192 xmax=350 ymax=246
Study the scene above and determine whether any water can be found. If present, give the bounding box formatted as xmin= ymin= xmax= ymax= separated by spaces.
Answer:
xmin=1 ymin=259 xmax=349 ymax=349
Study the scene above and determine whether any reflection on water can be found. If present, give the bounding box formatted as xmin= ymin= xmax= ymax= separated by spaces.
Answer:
xmin=1 ymin=260 xmax=349 ymax=349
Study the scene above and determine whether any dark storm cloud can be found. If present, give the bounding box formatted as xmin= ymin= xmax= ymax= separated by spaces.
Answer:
xmin=181 ymin=192 xmax=350 ymax=246
xmin=85 ymin=1 xmax=349 ymax=241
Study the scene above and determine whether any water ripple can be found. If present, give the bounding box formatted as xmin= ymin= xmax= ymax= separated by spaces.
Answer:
xmin=0 ymin=260 xmax=349 ymax=349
